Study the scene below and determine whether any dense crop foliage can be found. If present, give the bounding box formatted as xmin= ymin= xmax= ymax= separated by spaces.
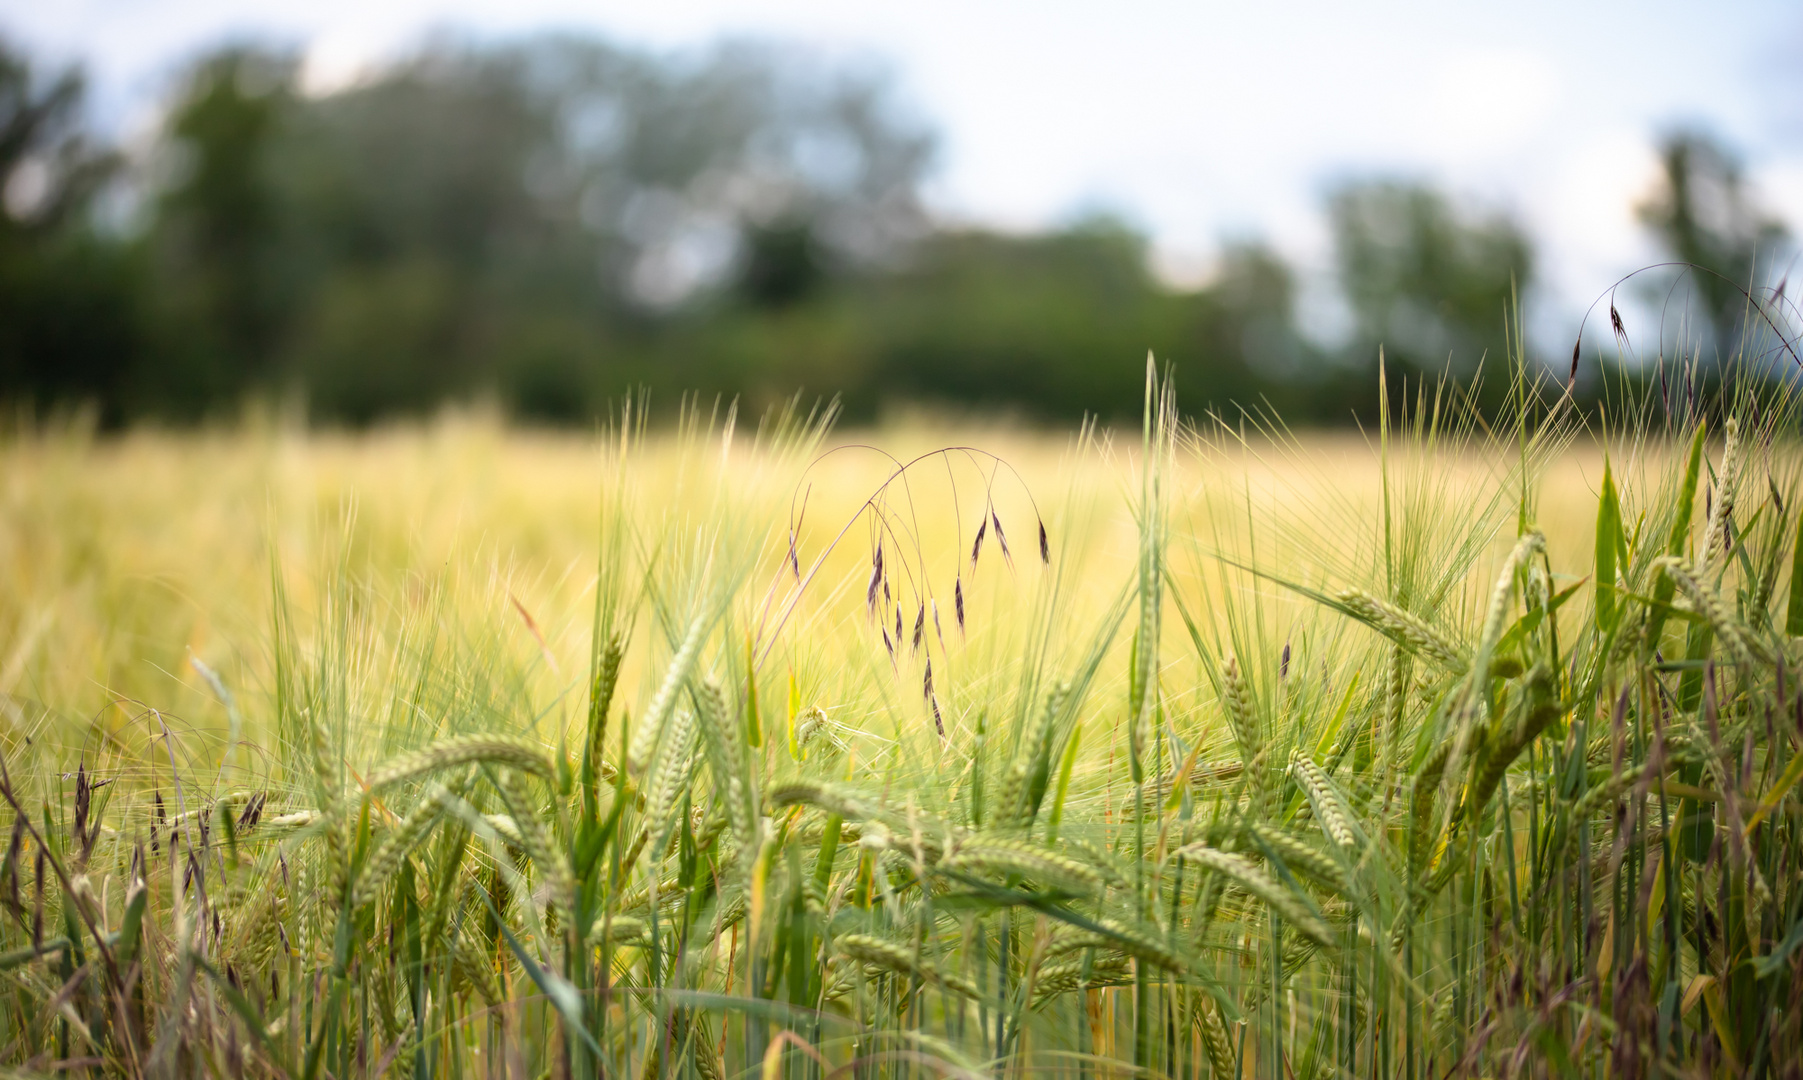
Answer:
xmin=2 ymin=365 xmax=1803 ymax=1079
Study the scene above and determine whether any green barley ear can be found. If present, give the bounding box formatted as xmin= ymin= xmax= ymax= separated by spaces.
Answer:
xmin=366 ymin=734 xmax=555 ymax=793
xmin=493 ymin=767 xmax=575 ymax=909
xmin=1289 ymin=754 xmax=1354 ymax=850
xmin=1787 ymin=499 xmax=1803 ymax=637
xmin=1595 ymin=455 xmax=1623 ymax=635
xmin=743 ymin=634 xmax=762 ymax=748
xmin=1700 ymin=417 xmax=1741 ymax=577
xmin=630 ymin=612 xmax=709 ymax=776
xmin=1407 ymin=739 xmax=1453 ymax=884
xmin=1045 ymin=721 xmax=1082 ymax=846
xmin=1334 ymin=588 xmax=1467 ymax=674
xmin=1221 ymin=656 xmax=1261 ymax=769
xmin=584 ymin=632 xmax=625 ymax=804
xmin=994 ymin=758 xmax=1027 ymax=830
xmin=1198 ymin=997 xmax=1238 ymax=1079
xmin=1174 ymin=843 xmax=1332 ymax=947
xmin=1657 ymin=555 xmax=1766 ymax=667
xmin=352 ymin=781 xmax=462 ymax=910
xmin=1647 ymin=422 xmax=1707 ymax=653
xmin=1129 ymin=356 xmax=1170 ymax=785
xmin=644 ymin=707 xmax=698 ymax=862
xmin=836 ymin=933 xmax=982 ymax=999
xmin=939 ymin=836 xmax=1103 ymax=895
xmin=692 ymin=676 xmax=759 ymax=870
xmin=1022 ymin=680 xmax=1072 ymax=826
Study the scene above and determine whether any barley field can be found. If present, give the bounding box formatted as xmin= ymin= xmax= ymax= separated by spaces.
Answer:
xmin=0 ymin=371 xmax=1799 ymax=1079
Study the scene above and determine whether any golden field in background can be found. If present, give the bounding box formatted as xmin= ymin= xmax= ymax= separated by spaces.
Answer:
xmin=0 ymin=410 xmax=1614 ymax=767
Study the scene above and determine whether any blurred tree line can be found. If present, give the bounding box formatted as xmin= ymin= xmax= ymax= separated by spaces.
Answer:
xmin=0 ymin=32 xmax=1790 ymax=427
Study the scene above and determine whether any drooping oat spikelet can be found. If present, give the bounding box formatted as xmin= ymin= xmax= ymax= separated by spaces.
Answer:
xmin=1174 ymin=844 xmax=1333 ymax=947
xmin=992 ymin=509 xmax=1013 ymax=568
xmin=352 ymin=782 xmax=459 ymax=910
xmin=867 ymin=543 xmax=883 ymax=616
xmin=366 ymin=735 xmax=554 ymax=793
xmin=1334 ymin=588 xmax=1467 ymax=673
xmin=939 ymin=837 xmax=1103 ymax=895
xmin=630 ymin=613 xmax=709 ymax=775
xmin=1289 ymin=755 xmax=1355 ymax=849
xmin=1658 ymin=556 xmax=1766 ymax=667
xmin=837 ymin=933 xmax=981 ymax=998
xmin=1701 ymin=417 xmax=1741 ymax=574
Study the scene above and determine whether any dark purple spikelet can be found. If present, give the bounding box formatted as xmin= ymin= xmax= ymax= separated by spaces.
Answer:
xmin=1569 ymin=339 xmax=1581 ymax=389
xmin=73 ymin=761 xmax=89 ymax=857
xmin=954 ymin=577 xmax=965 ymax=635
xmin=866 ymin=545 xmax=882 ymax=616
xmin=933 ymin=599 xmax=947 ymax=652
xmin=1610 ymin=303 xmax=1625 ymax=338
xmin=1280 ymin=643 xmax=1291 ymax=680
xmin=912 ymin=603 xmax=925 ymax=653
xmin=882 ymin=626 xmax=895 ymax=664
xmin=992 ymin=510 xmax=1012 ymax=568
xmin=1038 ymin=519 xmax=1050 ymax=564
xmin=787 ymin=530 xmax=801 ymax=579
xmin=923 ymin=658 xmax=934 ymax=701
xmin=971 ymin=517 xmax=986 ymax=568
xmin=895 ymin=604 xmax=903 ymax=646
xmin=929 ymin=691 xmax=945 ymax=738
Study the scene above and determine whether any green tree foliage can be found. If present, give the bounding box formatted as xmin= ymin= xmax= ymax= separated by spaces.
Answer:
xmin=1636 ymin=128 xmax=1791 ymax=363
xmin=1328 ymin=179 xmax=1532 ymax=409
xmin=147 ymin=49 xmax=296 ymax=412
xmin=0 ymin=39 xmax=139 ymax=419
xmin=0 ymin=31 xmax=1585 ymax=427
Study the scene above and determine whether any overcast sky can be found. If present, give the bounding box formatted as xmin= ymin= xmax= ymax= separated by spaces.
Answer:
xmin=10 ymin=0 xmax=1803 ymax=342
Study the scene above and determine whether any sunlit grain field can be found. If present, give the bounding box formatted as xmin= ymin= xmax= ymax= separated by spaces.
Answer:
xmin=0 ymin=381 xmax=1798 ymax=1079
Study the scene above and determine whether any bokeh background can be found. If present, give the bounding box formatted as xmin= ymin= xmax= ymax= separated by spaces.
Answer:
xmin=3 ymin=0 xmax=1801 ymax=426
